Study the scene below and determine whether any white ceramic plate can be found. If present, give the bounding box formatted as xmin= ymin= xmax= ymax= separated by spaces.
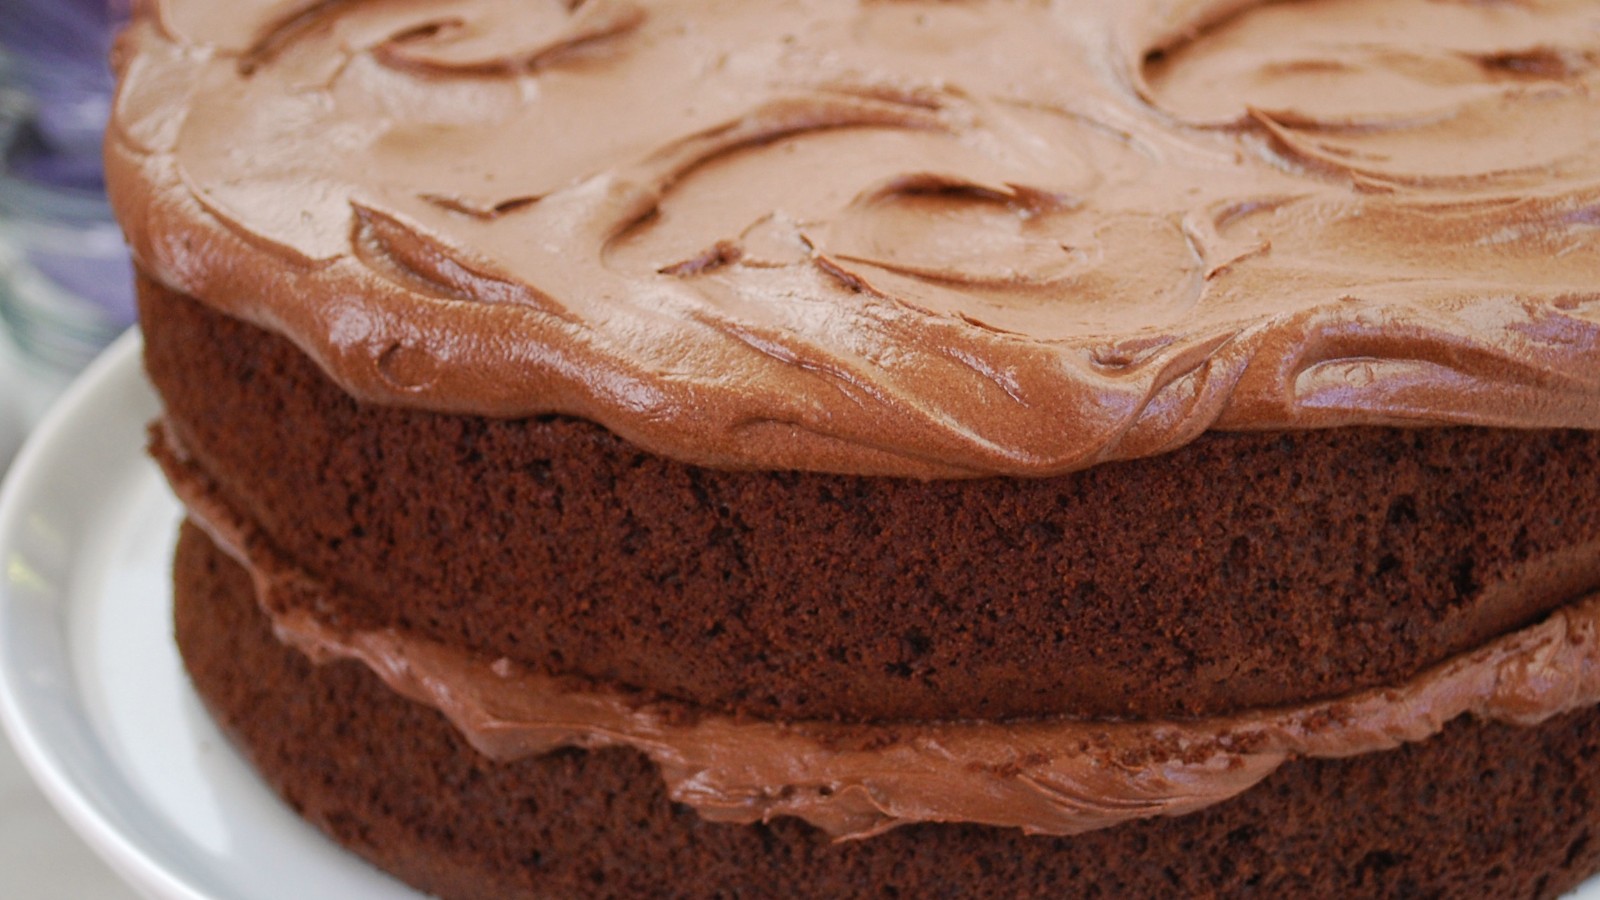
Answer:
xmin=0 ymin=332 xmax=421 ymax=900
xmin=1 ymin=332 xmax=1597 ymax=899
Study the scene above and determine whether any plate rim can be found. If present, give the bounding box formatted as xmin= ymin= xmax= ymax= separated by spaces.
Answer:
xmin=0 ymin=328 xmax=212 ymax=900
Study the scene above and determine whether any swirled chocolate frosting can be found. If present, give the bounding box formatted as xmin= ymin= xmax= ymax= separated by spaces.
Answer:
xmin=111 ymin=0 xmax=1600 ymax=477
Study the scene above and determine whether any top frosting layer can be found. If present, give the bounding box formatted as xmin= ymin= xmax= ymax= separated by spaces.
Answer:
xmin=109 ymin=0 xmax=1600 ymax=477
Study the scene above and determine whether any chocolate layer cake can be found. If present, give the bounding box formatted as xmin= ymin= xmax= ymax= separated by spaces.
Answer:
xmin=108 ymin=0 xmax=1600 ymax=896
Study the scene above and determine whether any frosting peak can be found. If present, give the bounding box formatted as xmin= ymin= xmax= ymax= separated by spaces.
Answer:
xmin=111 ymin=0 xmax=1600 ymax=477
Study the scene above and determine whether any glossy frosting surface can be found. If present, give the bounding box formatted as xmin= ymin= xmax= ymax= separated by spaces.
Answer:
xmin=111 ymin=0 xmax=1600 ymax=476
xmin=163 ymin=421 xmax=1600 ymax=839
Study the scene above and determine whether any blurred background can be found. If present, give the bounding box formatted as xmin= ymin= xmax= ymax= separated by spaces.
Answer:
xmin=1 ymin=1 xmax=142 ymax=896
xmin=1 ymin=0 xmax=136 ymax=468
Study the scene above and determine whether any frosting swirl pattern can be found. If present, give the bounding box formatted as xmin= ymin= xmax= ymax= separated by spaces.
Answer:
xmin=110 ymin=0 xmax=1600 ymax=476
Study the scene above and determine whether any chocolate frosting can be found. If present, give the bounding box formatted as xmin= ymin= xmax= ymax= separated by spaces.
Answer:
xmin=109 ymin=0 xmax=1600 ymax=477
xmin=160 ymin=426 xmax=1600 ymax=840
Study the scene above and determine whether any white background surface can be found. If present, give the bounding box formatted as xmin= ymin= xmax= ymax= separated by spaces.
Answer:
xmin=0 ymin=333 xmax=137 ymax=899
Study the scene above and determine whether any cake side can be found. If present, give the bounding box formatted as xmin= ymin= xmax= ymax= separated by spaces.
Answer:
xmin=175 ymin=521 xmax=1600 ymax=899
xmin=156 ymin=450 xmax=1600 ymax=841
xmin=144 ymin=280 xmax=1600 ymax=722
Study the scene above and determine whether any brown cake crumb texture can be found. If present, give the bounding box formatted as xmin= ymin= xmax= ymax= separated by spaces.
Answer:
xmin=176 ymin=522 xmax=1600 ymax=899
xmin=143 ymin=279 xmax=1600 ymax=722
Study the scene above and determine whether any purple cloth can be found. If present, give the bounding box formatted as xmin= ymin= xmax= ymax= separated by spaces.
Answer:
xmin=0 ymin=0 xmax=135 ymax=327
xmin=1 ymin=0 xmax=130 ymax=188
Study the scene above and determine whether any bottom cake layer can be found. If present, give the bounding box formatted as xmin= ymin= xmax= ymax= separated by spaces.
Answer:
xmin=174 ymin=520 xmax=1600 ymax=899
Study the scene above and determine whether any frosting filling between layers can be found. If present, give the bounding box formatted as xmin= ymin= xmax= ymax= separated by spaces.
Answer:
xmin=155 ymin=422 xmax=1600 ymax=842
xmin=109 ymin=0 xmax=1600 ymax=478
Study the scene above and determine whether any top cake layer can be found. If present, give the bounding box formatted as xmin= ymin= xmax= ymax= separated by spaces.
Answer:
xmin=109 ymin=0 xmax=1600 ymax=477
